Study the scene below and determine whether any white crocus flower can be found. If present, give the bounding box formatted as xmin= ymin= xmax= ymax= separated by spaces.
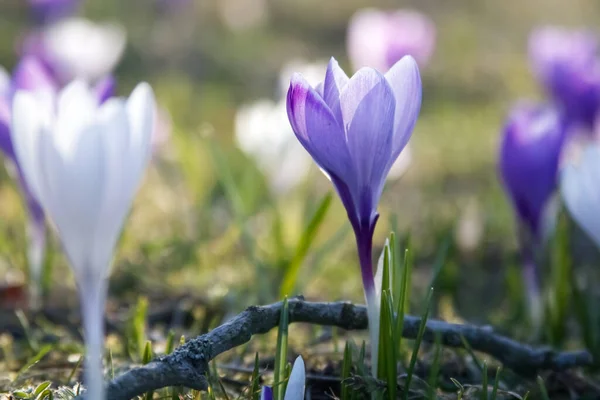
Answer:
xmin=235 ymin=99 xmax=313 ymax=194
xmin=11 ymin=80 xmax=155 ymax=400
xmin=42 ymin=18 xmax=126 ymax=83
xmin=561 ymin=143 xmax=600 ymax=248
xmin=260 ymin=356 xmax=306 ymax=400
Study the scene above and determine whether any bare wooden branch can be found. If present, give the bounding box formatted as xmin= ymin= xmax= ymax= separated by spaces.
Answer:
xmin=105 ymin=298 xmax=594 ymax=400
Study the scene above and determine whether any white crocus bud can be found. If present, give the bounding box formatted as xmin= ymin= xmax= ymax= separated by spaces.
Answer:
xmin=42 ymin=18 xmax=126 ymax=83
xmin=11 ymin=80 xmax=155 ymax=400
xmin=283 ymin=356 xmax=306 ymax=400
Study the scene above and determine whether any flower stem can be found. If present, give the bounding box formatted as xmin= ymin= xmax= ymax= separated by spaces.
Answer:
xmin=79 ymin=282 xmax=107 ymax=400
xmin=521 ymin=247 xmax=543 ymax=331
xmin=26 ymin=216 xmax=45 ymax=311
xmin=353 ymin=223 xmax=379 ymax=376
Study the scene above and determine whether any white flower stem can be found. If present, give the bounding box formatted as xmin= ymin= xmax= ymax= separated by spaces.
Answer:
xmin=79 ymin=281 xmax=107 ymax=400
xmin=26 ymin=216 xmax=46 ymax=311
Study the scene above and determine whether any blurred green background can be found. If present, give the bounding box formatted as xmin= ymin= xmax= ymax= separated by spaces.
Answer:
xmin=0 ymin=0 xmax=599 ymax=328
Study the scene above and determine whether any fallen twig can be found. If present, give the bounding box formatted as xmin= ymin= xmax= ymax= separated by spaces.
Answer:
xmin=105 ymin=298 xmax=595 ymax=400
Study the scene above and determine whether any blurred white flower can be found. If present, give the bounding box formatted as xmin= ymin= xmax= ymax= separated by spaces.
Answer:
xmin=561 ymin=143 xmax=600 ymax=248
xmin=36 ymin=18 xmax=126 ymax=83
xmin=12 ymin=81 xmax=154 ymax=400
xmin=235 ymin=99 xmax=312 ymax=194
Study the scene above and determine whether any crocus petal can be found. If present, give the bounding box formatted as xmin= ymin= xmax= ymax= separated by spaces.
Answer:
xmin=287 ymin=74 xmax=352 ymax=180
xmin=11 ymin=56 xmax=56 ymax=95
xmin=95 ymin=75 xmax=116 ymax=104
xmin=0 ymin=97 xmax=13 ymax=158
xmin=337 ymin=68 xmax=395 ymax=208
xmin=323 ymin=58 xmax=349 ymax=110
xmin=11 ymin=91 xmax=46 ymax=203
xmin=55 ymin=80 xmax=98 ymax=154
xmin=283 ymin=356 xmax=306 ymax=400
xmin=561 ymin=144 xmax=600 ymax=248
xmin=125 ymin=82 xmax=155 ymax=192
xmin=384 ymin=56 xmax=422 ymax=162
xmin=260 ymin=387 xmax=273 ymax=400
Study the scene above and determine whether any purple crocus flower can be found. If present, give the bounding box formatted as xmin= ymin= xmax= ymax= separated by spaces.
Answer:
xmin=347 ymin=9 xmax=436 ymax=72
xmin=499 ymin=102 xmax=567 ymax=326
xmin=529 ymin=27 xmax=600 ymax=130
xmin=28 ymin=0 xmax=81 ymax=25
xmin=286 ymin=56 xmax=421 ymax=374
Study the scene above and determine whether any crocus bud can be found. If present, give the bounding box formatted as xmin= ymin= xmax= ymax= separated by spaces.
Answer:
xmin=347 ymin=8 xmax=435 ymax=72
xmin=499 ymin=103 xmax=567 ymax=240
xmin=235 ymin=99 xmax=313 ymax=194
xmin=529 ymin=27 xmax=600 ymax=129
xmin=499 ymin=102 xmax=567 ymax=328
xmin=260 ymin=356 xmax=306 ymax=400
xmin=286 ymin=56 xmax=421 ymax=376
xmin=561 ymin=143 xmax=600 ymax=248
xmin=23 ymin=18 xmax=127 ymax=85
xmin=11 ymin=80 xmax=155 ymax=400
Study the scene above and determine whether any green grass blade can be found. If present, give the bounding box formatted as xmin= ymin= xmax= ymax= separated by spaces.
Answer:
xmin=67 ymin=355 xmax=83 ymax=383
xmin=427 ymin=332 xmax=442 ymax=399
xmin=395 ymin=247 xmax=412 ymax=359
xmin=548 ymin=212 xmax=571 ymax=346
xmin=401 ymin=234 xmax=412 ymax=312
xmin=249 ymin=353 xmax=260 ymax=400
xmin=460 ymin=335 xmax=484 ymax=372
xmin=280 ymin=193 xmax=332 ymax=297
xmin=490 ymin=367 xmax=502 ymax=400
xmin=142 ymin=340 xmax=153 ymax=364
xmin=341 ymin=342 xmax=352 ymax=400
xmin=380 ymin=291 xmax=397 ymax=399
xmin=427 ymin=234 xmax=451 ymax=291
xmin=15 ymin=309 xmax=38 ymax=352
xmin=404 ymin=287 xmax=433 ymax=400
xmin=480 ymin=361 xmax=488 ymax=400
xmin=273 ymin=298 xmax=290 ymax=400
xmin=537 ymin=376 xmax=550 ymax=400
xmin=165 ymin=331 xmax=175 ymax=355
xmin=14 ymin=344 xmax=52 ymax=381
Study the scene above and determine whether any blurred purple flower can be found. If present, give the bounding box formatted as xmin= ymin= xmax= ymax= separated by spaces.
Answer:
xmin=499 ymin=102 xmax=567 ymax=327
xmin=529 ymin=27 xmax=600 ymax=129
xmin=28 ymin=0 xmax=81 ymax=24
xmin=347 ymin=9 xmax=435 ymax=72
xmin=155 ymin=0 xmax=193 ymax=14
xmin=499 ymin=102 xmax=567 ymax=239
xmin=286 ymin=56 xmax=421 ymax=374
